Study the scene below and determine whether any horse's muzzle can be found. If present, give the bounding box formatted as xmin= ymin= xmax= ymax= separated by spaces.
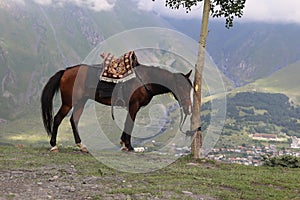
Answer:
xmin=183 ymin=105 xmax=192 ymax=115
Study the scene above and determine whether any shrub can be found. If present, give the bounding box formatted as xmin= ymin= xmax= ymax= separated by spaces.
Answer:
xmin=262 ymin=155 xmax=300 ymax=168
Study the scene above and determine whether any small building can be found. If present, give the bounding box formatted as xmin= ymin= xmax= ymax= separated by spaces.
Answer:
xmin=291 ymin=136 xmax=300 ymax=149
xmin=251 ymin=133 xmax=277 ymax=141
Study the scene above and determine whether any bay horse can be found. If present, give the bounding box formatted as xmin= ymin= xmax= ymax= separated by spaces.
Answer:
xmin=41 ymin=63 xmax=193 ymax=152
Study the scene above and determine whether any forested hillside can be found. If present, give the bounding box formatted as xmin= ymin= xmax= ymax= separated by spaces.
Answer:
xmin=201 ymin=92 xmax=300 ymax=141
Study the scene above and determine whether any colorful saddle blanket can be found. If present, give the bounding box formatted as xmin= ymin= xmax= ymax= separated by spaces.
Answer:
xmin=100 ymin=51 xmax=139 ymax=83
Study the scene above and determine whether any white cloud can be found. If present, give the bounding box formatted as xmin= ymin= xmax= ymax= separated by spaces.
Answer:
xmin=134 ymin=0 xmax=203 ymax=19
xmin=243 ymin=0 xmax=300 ymax=24
xmin=135 ymin=0 xmax=154 ymax=12
xmin=32 ymin=0 xmax=115 ymax=11
xmin=71 ymin=0 xmax=114 ymax=11
xmin=135 ymin=0 xmax=300 ymax=24
xmin=9 ymin=0 xmax=300 ymax=24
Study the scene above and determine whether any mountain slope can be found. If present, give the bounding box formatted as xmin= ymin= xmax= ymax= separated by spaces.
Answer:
xmin=249 ymin=60 xmax=300 ymax=103
xmin=166 ymin=18 xmax=300 ymax=86
xmin=0 ymin=0 xmax=170 ymax=120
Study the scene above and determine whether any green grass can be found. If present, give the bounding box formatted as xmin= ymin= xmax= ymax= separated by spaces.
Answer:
xmin=238 ymin=60 xmax=300 ymax=103
xmin=0 ymin=108 xmax=74 ymax=146
xmin=1 ymin=145 xmax=300 ymax=200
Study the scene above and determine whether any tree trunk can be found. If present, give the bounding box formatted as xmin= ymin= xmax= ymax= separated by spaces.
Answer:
xmin=191 ymin=0 xmax=210 ymax=159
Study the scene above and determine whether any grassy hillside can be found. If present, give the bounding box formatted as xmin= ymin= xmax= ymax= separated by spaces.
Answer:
xmin=1 ymin=145 xmax=300 ymax=199
xmin=249 ymin=60 xmax=300 ymax=102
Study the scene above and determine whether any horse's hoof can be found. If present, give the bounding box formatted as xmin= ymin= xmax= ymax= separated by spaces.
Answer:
xmin=120 ymin=141 xmax=128 ymax=151
xmin=128 ymin=148 xmax=135 ymax=152
xmin=121 ymin=146 xmax=129 ymax=151
xmin=81 ymin=147 xmax=89 ymax=153
xmin=76 ymin=143 xmax=89 ymax=153
xmin=134 ymin=147 xmax=145 ymax=152
xmin=121 ymin=147 xmax=136 ymax=152
xmin=50 ymin=146 xmax=59 ymax=153
xmin=120 ymin=141 xmax=126 ymax=148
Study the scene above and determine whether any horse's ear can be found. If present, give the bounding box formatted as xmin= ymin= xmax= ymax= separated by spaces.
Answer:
xmin=185 ymin=70 xmax=192 ymax=78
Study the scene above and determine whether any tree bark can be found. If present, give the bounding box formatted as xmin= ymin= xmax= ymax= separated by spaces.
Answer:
xmin=191 ymin=0 xmax=210 ymax=159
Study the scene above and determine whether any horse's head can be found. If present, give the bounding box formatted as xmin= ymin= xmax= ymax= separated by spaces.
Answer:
xmin=173 ymin=70 xmax=193 ymax=115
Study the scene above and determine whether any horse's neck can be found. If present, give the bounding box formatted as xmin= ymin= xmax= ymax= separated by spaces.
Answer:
xmin=141 ymin=66 xmax=175 ymax=96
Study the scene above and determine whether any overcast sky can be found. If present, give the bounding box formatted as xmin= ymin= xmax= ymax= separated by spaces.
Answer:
xmin=14 ymin=0 xmax=300 ymax=24
xmin=137 ymin=0 xmax=300 ymax=24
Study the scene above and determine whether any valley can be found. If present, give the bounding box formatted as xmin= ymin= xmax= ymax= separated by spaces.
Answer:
xmin=0 ymin=0 xmax=300 ymax=159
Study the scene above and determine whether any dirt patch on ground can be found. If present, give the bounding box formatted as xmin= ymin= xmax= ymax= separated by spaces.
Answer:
xmin=0 ymin=165 xmax=156 ymax=200
xmin=1 ymin=163 xmax=216 ymax=200
xmin=0 ymin=145 xmax=220 ymax=200
xmin=2 ymin=166 xmax=97 ymax=199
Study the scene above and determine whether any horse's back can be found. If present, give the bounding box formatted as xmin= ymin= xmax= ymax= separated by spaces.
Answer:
xmin=59 ymin=64 xmax=100 ymax=105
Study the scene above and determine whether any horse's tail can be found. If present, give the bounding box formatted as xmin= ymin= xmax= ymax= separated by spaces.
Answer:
xmin=41 ymin=70 xmax=65 ymax=136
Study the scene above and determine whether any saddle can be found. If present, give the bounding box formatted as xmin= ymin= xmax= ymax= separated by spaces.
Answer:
xmin=100 ymin=51 xmax=139 ymax=83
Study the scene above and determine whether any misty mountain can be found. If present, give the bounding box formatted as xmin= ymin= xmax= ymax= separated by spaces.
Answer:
xmin=0 ymin=0 xmax=169 ymax=120
xmin=1 ymin=0 xmax=300 ymax=122
xmin=166 ymin=18 xmax=300 ymax=86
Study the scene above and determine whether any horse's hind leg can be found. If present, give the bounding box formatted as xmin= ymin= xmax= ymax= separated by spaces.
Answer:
xmin=50 ymin=105 xmax=71 ymax=151
xmin=70 ymin=98 xmax=88 ymax=152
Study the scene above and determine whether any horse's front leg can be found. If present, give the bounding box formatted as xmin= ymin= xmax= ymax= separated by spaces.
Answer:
xmin=120 ymin=102 xmax=140 ymax=151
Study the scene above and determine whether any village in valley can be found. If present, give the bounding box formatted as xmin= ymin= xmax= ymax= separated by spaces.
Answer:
xmin=148 ymin=101 xmax=300 ymax=166
xmin=204 ymin=134 xmax=299 ymax=166
xmin=172 ymin=133 xmax=300 ymax=166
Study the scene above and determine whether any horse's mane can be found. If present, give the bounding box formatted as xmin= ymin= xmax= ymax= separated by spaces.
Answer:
xmin=138 ymin=64 xmax=193 ymax=86
xmin=65 ymin=64 xmax=102 ymax=70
